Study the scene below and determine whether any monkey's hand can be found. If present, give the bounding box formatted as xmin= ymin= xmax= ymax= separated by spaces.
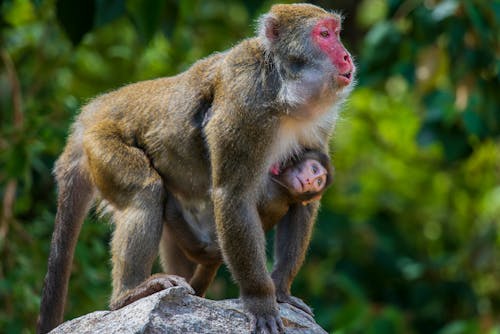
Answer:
xmin=245 ymin=296 xmax=284 ymax=334
xmin=253 ymin=313 xmax=285 ymax=334
xmin=301 ymin=194 xmax=323 ymax=206
xmin=110 ymin=274 xmax=194 ymax=310
xmin=276 ymin=292 xmax=314 ymax=321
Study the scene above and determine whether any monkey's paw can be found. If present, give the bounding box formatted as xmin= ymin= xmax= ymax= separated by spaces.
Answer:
xmin=253 ymin=313 xmax=285 ymax=334
xmin=150 ymin=274 xmax=195 ymax=294
xmin=276 ymin=294 xmax=314 ymax=321
xmin=110 ymin=274 xmax=194 ymax=310
xmin=245 ymin=296 xmax=284 ymax=334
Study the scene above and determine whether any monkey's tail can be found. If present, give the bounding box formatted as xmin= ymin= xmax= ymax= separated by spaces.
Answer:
xmin=37 ymin=147 xmax=95 ymax=334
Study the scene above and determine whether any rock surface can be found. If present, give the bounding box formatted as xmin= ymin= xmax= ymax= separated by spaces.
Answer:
xmin=49 ymin=286 xmax=327 ymax=333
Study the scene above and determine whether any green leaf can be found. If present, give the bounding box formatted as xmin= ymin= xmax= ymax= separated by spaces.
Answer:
xmin=493 ymin=1 xmax=500 ymax=23
xmin=462 ymin=110 xmax=486 ymax=137
xmin=56 ymin=0 xmax=96 ymax=45
xmin=241 ymin=0 xmax=262 ymax=17
xmin=432 ymin=0 xmax=459 ymax=21
xmin=438 ymin=320 xmax=479 ymax=334
xmin=360 ymin=21 xmax=402 ymax=84
xmin=464 ymin=0 xmax=489 ymax=41
xmin=160 ymin=0 xmax=179 ymax=39
xmin=126 ymin=0 xmax=165 ymax=44
xmin=417 ymin=120 xmax=473 ymax=161
xmin=94 ymin=0 xmax=126 ymax=27
xmin=31 ymin=0 xmax=43 ymax=8
xmin=423 ymin=90 xmax=455 ymax=123
xmin=440 ymin=128 xmax=473 ymax=162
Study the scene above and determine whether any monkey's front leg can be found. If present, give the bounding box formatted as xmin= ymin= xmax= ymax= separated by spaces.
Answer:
xmin=212 ymin=191 xmax=284 ymax=334
xmin=271 ymin=202 xmax=319 ymax=319
xmin=206 ymin=103 xmax=284 ymax=333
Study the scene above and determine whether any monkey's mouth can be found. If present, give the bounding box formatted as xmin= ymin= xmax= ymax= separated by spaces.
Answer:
xmin=340 ymin=72 xmax=352 ymax=79
xmin=336 ymin=71 xmax=352 ymax=85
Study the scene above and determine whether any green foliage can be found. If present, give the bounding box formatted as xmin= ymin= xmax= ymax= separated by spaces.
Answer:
xmin=359 ymin=0 xmax=499 ymax=162
xmin=0 ymin=0 xmax=498 ymax=333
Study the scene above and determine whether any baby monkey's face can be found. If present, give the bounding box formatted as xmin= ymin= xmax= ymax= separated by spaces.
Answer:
xmin=281 ymin=159 xmax=328 ymax=196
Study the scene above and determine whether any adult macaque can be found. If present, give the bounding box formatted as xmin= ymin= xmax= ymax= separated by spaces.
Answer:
xmin=111 ymin=150 xmax=333 ymax=311
xmin=37 ymin=3 xmax=354 ymax=334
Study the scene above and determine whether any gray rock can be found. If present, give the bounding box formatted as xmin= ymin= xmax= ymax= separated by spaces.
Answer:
xmin=49 ymin=286 xmax=327 ymax=334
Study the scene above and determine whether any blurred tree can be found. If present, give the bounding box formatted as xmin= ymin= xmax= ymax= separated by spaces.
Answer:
xmin=0 ymin=0 xmax=498 ymax=333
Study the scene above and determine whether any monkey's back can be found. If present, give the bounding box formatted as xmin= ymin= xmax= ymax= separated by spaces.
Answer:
xmin=65 ymin=51 xmax=229 ymax=200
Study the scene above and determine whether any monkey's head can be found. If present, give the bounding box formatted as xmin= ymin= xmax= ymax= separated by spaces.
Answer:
xmin=271 ymin=151 xmax=333 ymax=204
xmin=258 ymin=4 xmax=355 ymax=105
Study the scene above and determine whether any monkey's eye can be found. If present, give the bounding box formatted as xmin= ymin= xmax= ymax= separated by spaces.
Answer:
xmin=311 ymin=164 xmax=318 ymax=174
xmin=320 ymin=30 xmax=330 ymax=38
xmin=317 ymin=178 xmax=323 ymax=187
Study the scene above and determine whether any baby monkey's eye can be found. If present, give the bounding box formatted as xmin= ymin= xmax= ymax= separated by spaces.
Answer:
xmin=317 ymin=178 xmax=323 ymax=186
xmin=311 ymin=164 xmax=318 ymax=174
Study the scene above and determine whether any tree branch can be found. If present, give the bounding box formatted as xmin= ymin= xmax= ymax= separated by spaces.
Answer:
xmin=0 ymin=49 xmax=24 ymax=246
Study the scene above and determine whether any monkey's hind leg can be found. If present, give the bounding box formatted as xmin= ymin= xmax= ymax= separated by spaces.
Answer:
xmin=159 ymin=225 xmax=197 ymax=279
xmin=110 ymin=227 xmax=197 ymax=310
xmin=37 ymin=146 xmax=95 ymax=334
xmin=159 ymin=225 xmax=221 ymax=297
xmin=82 ymin=121 xmax=166 ymax=309
xmin=189 ymin=263 xmax=221 ymax=297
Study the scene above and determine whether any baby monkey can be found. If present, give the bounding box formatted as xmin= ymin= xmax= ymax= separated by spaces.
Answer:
xmin=269 ymin=151 xmax=331 ymax=206
xmin=111 ymin=150 xmax=333 ymax=310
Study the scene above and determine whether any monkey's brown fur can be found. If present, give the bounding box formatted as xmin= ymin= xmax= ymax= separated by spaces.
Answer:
xmin=38 ymin=4 xmax=354 ymax=334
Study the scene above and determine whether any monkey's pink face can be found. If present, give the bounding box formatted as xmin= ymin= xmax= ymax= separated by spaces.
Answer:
xmin=312 ymin=18 xmax=354 ymax=87
xmin=284 ymin=159 xmax=328 ymax=195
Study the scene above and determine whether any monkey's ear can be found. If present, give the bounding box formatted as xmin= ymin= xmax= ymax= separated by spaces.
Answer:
xmin=258 ymin=13 xmax=280 ymax=45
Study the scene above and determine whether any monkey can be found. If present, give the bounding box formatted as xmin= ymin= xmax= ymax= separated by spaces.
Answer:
xmin=37 ymin=4 xmax=355 ymax=334
xmin=109 ymin=150 xmax=333 ymax=311
xmin=266 ymin=150 xmax=333 ymax=208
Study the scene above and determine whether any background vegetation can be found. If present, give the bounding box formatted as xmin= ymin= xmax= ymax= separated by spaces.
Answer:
xmin=0 ymin=0 xmax=498 ymax=333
